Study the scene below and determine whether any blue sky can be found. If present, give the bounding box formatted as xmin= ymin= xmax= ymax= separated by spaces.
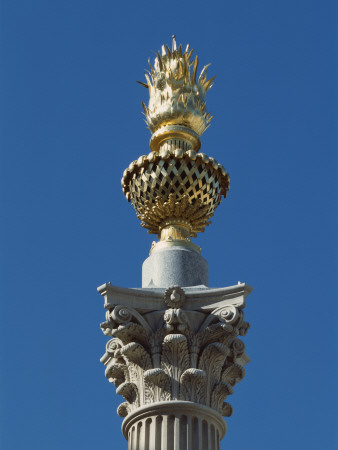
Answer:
xmin=0 ymin=1 xmax=337 ymax=449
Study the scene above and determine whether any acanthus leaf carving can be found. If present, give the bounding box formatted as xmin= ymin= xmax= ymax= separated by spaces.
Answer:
xmin=198 ymin=342 xmax=230 ymax=406
xmin=197 ymin=322 xmax=234 ymax=349
xmin=113 ymin=322 xmax=150 ymax=347
xmin=120 ymin=342 xmax=153 ymax=407
xmin=180 ymin=368 xmax=207 ymax=403
xmin=221 ymin=363 xmax=245 ymax=386
xmin=117 ymin=402 xmax=130 ymax=418
xmin=144 ymin=368 xmax=171 ymax=389
xmin=116 ymin=382 xmax=138 ymax=404
xmin=186 ymin=331 xmax=202 ymax=368
xmin=221 ymin=402 xmax=233 ymax=417
xmin=210 ymin=382 xmax=234 ymax=413
xmin=239 ymin=321 xmax=250 ymax=336
xmin=105 ymin=362 xmax=127 ymax=386
xmin=144 ymin=368 xmax=171 ymax=402
xmin=150 ymin=328 xmax=166 ymax=368
xmin=161 ymin=334 xmax=190 ymax=400
xmin=120 ymin=342 xmax=152 ymax=370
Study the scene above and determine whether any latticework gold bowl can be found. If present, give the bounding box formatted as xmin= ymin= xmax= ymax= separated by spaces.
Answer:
xmin=122 ymin=149 xmax=230 ymax=236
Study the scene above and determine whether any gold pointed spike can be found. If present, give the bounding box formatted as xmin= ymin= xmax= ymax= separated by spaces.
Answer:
xmin=172 ymin=35 xmax=177 ymax=52
xmin=192 ymin=55 xmax=199 ymax=85
xmin=183 ymin=52 xmax=190 ymax=72
xmin=137 ymin=80 xmax=149 ymax=89
xmin=198 ymin=63 xmax=211 ymax=83
xmin=166 ymin=45 xmax=172 ymax=57
xmin=176 ymin=60 xmax=182 ymax=79
xmin=181 ymin=58 xmax=187 ymax=78
xmin=203 ymin=75 xmax=216 ymax=92
xmin=148 ymin=58 xmax=155 ymax=74
xmin=141 ymin=101 xmax=148 ymax=115
xmin=178 ymin=44 xmax=182 ymax=57
xmin=156 ymin=53 xmax=163 ymax=71
xmin=144 ymin=73 xmax=152 ymax=88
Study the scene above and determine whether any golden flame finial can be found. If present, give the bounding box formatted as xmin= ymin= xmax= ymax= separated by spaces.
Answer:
xmin=123 ymin=38 xmax=229 ymax=254
xmin=138 ymin=36 xmax=216 ymax=152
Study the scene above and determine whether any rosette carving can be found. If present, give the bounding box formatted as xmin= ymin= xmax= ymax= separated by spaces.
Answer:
xmin=164 ymin=286 xmax=185 ymax=308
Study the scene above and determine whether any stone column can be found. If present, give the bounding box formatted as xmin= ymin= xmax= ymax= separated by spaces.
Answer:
xmin=99 ymin=282 xmax=251 ymax=449
xmin=98 ymin=36 xmax=252 ymax=449
xmin=123 ymin=402 xmax=225 ymax=450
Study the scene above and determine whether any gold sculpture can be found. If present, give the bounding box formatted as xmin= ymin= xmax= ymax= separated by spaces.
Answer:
xmin=122 ymin=36 xmax=230 ymax=253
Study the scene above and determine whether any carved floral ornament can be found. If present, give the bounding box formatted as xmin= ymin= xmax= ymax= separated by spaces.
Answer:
xmin=164 ymin=285 xmax=185 ymax=308
xmin=100 ymin=286 xmax=249 ymax=420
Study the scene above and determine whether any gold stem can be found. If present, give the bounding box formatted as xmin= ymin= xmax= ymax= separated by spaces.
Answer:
xmin=159 ymin=219 xmax=192 ymax=242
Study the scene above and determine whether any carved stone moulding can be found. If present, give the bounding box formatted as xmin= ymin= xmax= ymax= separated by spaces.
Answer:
xmin=122 ymin=401 xmax=226 ymax=450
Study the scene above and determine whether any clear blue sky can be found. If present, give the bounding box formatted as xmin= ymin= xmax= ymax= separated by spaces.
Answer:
xmin=1 ymin=1 xmax=337 ymax=449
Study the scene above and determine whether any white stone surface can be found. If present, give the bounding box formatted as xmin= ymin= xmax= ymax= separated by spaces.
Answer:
xmin=122 ymin=401 xmax=226 ymax=450
xmin=142 ymin=246 xmax=209 ymax=288
xmin=99 ymin=282 xmax=252 ymax=449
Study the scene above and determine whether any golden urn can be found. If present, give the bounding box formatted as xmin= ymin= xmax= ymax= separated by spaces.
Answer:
xmin=122 ymin=37 xmax=230 ymax=254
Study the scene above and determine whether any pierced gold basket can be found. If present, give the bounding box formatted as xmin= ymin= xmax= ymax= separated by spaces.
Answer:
xmin=122 ymin=149 xmax=229 ymax=247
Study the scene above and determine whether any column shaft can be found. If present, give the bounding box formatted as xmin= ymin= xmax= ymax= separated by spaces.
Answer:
xmin=123 ymin=402 xmax=225 ymax=450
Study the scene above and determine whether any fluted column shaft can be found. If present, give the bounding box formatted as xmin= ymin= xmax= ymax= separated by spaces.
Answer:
xmin=123 ymin=402 xmax=225 ymax=450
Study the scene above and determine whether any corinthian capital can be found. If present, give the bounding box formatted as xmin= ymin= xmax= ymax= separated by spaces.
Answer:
xmin=99 ymin=283 xmax=251 ymax=426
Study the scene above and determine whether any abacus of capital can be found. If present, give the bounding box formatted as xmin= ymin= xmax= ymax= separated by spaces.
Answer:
xmin=98 ymin=37 xmax=252 ymax=450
